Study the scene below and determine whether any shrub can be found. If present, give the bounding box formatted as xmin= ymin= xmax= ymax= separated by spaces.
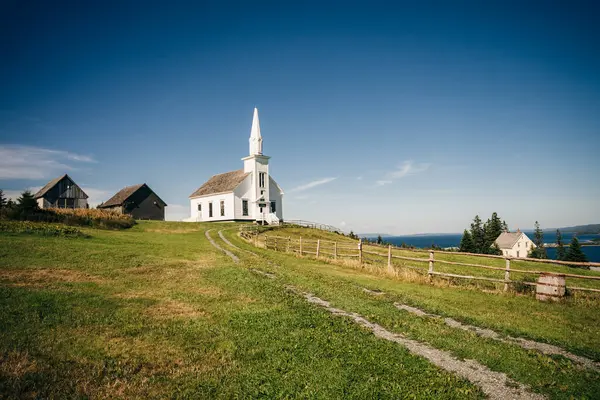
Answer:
xmin=0 ymin=221 xmax=88 ymax=237
xmin=48 ymin=208 xmax=136 ymax=229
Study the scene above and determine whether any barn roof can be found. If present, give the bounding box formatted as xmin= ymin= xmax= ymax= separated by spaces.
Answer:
xmin=99 ymin=184 xmax=167 ymax=208
xmin=34 ymin=174 xmax=88 ymax=199
xmin=494 ymin=232 xmax=522 ymax=249
xmin=189 ymin=169 xmax=250 ymax=198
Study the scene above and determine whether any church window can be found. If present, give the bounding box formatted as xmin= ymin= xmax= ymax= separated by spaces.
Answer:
xmin=242 ymin=200 xmax=248 ymax=216
xmin=209 ymin=202 xmax=213 ymax=217
xmin=220 ymin=200 xmax=225 ymax=216
xmin=270 ymin=201 xmax=276 ymax=213
xmin=259 ymin=172 xmax=266 ymax=188
xmin=197 ymin=204 xmax=201 ymax=212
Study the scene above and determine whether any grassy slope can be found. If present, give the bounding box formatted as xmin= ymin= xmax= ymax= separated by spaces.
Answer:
xmin=258 ymin=226 xmax=600 ymax=290
xmin=0 ymin=222 xmax=482 ymax=399
xmin=227 ymin=229 xmax=600 ymax=399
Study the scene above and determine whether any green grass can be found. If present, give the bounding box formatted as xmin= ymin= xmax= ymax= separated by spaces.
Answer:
xmin=2 ymin=221 xmax=599 ymax=399
xmin=1 ymin=221 xmax=482 ymax=399
xmin=257 ymin=226 xmax=600 ymax=291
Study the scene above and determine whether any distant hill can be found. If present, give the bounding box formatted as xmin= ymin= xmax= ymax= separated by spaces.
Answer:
xmin=359 ymin=233 xmax=393 ymax=238
xmin=557 ymin=224 xmax=600 ymax=235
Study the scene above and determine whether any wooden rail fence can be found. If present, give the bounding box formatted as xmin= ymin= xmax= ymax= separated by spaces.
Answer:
xmin=239 ymin=227 xmax=600 ymax=294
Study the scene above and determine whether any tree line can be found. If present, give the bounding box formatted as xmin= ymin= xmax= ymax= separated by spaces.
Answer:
xmin=457 ymin=212 xmax=588 ymax=265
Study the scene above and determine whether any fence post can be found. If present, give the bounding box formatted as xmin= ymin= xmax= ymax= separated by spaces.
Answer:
xmin=358 ymin=239 xmax=363 ymax=267
xmin=334 ymin=241 xmax=337 ymax=260
xmin=299 ymin=237 xmax=303 ymax=256
xmin=254 ymin=232 xmax=258 ymax=247
xmin=504 ymin=257 xmax=511 ymax=292
xmin=428 ymin=251 xmax=435 ymax=281
xmin=387 ymin=244 xmax=392 ymax=273
xmin=265 ymin=235 xmax=268 ymax=249
xmin=316 ymin=240 xmax=320 ymax=257
xmin=287 ymin=236 xmax=291 ymax=253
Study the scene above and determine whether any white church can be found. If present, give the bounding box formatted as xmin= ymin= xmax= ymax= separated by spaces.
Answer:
xmin=186 ymin=108 xmax=284 ymax=224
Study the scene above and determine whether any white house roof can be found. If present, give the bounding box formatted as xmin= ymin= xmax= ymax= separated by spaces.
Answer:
xmin=189 ymin=169 xmax=250 ymax=198
xmin=495 ymin=232 xmax=522 ymax=249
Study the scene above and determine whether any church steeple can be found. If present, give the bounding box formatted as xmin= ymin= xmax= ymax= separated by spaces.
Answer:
xmin=249 ymin=107 xmax=263 ymax=155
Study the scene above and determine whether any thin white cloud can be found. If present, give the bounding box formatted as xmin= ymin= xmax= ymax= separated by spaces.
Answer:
xmin=81 ymin=187 xmax=110 ymax=207
xmin=387 ymin=160 xmax=430 ymax=179
xmin=374 ymin=160 xmax=430 ymax=187
xmin=376 ymin=180 xmax=392 ymax=186
xmin=288 ymin=177 xmax=337 ymax=193
xmin=0 ymin=145 xmax=96 ymax=180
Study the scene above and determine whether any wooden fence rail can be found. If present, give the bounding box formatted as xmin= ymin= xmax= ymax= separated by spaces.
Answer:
xmin=239 ymin=228 xmax=600 ymax=294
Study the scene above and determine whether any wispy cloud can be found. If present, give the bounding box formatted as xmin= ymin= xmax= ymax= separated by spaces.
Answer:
xmin=375 ymin=160 xmax=430 ymax=186
xmin=289 ymin=177 xmax=337 ymax=193
xmin=0 ymin=145 xmax=96 ymax=180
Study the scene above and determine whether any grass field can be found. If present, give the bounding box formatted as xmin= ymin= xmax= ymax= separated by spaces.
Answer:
xmin=256 ymin=225 xmax=600 ymax=292
xmin=1 ymin=221 xmax=599 ymax=399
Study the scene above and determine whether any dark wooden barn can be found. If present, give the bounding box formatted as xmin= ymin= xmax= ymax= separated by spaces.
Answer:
xmin=34 ymin=174 xmax=89 ymax=209
xmin=98 ymin=184 xmax=167 ymax=220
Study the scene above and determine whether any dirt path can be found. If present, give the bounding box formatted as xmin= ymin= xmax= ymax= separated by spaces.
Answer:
xmin=287 ymin=286 xmax=545 ymax=400
xmin=215 ymin=233 xmax=547 ymax=398
xmin=394 ymin=303 xmax=600 ymax=371
xmin=204 ymin=229 xmax=239 ymax=263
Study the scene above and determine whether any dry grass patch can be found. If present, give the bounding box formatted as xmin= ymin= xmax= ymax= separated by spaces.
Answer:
xmin=0 ymin=268 xmax=106 ymax=287
xmin=145 ymin=299 xmax=208 ymax=319
xmin=0 ymin=351 xmax=38 ymax=378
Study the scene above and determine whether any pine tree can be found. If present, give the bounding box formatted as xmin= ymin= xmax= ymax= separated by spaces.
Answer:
xmin=555 ymin=229 xmax=566 ymax=261
xmin=565 ymin=236 xmax=588 ymax=263
xmin=459 ymin=229 xmax=475 ymax=253
xmin=502 ymin=220 xmax=509 ymax=232
xmin=484 ymin=212 xmax=503 ymax=254
xmin=528 ymin=221 xmax=547 ymax=259
xmin=0 ymin=189 xmax=6 ymax=209
xmin=16 ymin=190 xmax=38 ymax=213
xmin=470 ymin=215 xmax=485 ymax=254
xmin=377 ymin=235 xmax=383 ymax=245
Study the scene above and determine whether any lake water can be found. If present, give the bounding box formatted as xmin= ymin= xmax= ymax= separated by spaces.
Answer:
xmin=363 ymin=232 xmax=600 ymax=262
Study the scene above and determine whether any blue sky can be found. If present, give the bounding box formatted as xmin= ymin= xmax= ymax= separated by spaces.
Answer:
xmin=1 ymin=0 xmax=599 ymax=234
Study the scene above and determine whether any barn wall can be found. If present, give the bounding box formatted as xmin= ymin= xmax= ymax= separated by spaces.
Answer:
xmin=40 ymin=176 xmax=88 ymax=209
xmin=123 ymin=186 xmax=165 ymax=221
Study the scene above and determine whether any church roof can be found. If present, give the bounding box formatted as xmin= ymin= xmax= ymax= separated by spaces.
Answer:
xmin=99 ymin=184 xmax=167 ymax=208
xmin=494 ymin=232 xmax=523 ymax=249
xmin=189 ymin=169 xmax=250 ymax=198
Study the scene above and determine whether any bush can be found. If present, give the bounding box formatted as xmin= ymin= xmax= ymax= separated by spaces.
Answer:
xmin=0 ymin=221 xmax=88 ymax=237
xmin=0 ymin=206 xmax=135 ymax=230
xmin=48 ymin=208 xmax=136 ymax=229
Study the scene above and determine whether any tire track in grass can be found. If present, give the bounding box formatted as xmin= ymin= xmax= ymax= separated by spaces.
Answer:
xmin=285 ymin=286 xmax=545 ymax=400
xmin=394 ymin=302 xmax=600 ymax=372
xmin=212 ymin=234 xmax=545 ymax=398
xmin=205 ymin=229 xmax=239 ymax=263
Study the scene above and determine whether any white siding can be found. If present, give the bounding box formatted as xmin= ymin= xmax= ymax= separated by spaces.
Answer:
xmin=189 ymin=192 xmax=235 ymax=222
xmin=503 ymin=233 xmax=535 ymax=258
xmin=233 ymin=174 xmax=255 ymax=220
xmin=269 ymin=176 xmax=284 ymax=220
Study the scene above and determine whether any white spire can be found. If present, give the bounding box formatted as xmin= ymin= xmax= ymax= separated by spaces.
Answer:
xmin=249 ymin=107 xmax=263 ymax=155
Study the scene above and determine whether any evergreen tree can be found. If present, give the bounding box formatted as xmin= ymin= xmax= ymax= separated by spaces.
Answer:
xmin=0 ymin=189 xmax=6 ymax=209
xmin=484 ymin=212 xmax=503 ymax=253
xmin=470 ymin=215 xmax=485 ymax=253
xmin=459 ymin=229 xmax=475 ymax=253
xmin=528 ymin=221 xmax=547 ymax=259
xmin=502 ymin=220 xmax=509 ymax=233
xmin=565 ymin=236 xmax=588 ymax=263
xmin=16 ymin=190 xmax=38 ymax=213
xmin=377 ymin=235 xmax=383 ymax=245
xmin=555 ymin=229 xmax=566 ymax=261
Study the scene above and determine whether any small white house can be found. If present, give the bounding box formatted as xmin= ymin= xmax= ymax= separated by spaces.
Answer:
xmin=495 ymin=230 xmax=535 ymax=258
xmin=187 ymin=108 xmax=284 ymax=224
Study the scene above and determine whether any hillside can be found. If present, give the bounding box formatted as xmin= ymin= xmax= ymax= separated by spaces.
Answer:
xmin=0 ymin=221 xmax=599 ymax=398
xmin=558 ymin=223 xmax=600 ymax=234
